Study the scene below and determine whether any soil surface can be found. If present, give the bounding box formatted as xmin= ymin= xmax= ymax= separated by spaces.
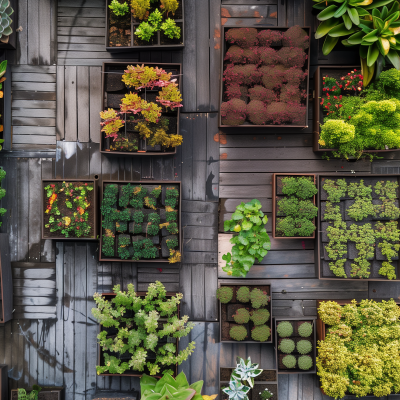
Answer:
xmin=220 ymin=368 xmax=276 ymax=382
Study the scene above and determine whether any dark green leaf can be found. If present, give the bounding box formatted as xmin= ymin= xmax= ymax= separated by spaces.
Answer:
xmin=386 ymin=48 xmax=400 ymax=68
xmin=343 ymin=13 xmax=352 ymax=29
xmin=367 ymin=43 xmax=380 ymax=66
xmin=381 ymin=5 xmax=389 ymax=19
xmin=323 ymin=35 xmax=339 ymax=54
xmin=347 ymin=7 xmax=360 ymax=25
xmin=317 ymin=4 xmax=339 ymax=20
xmin=347 ymin=30 xmax=365 ymax=44
xmin=328 ymin=22 xmax=357 ymax=36
xmin=315 ymin=18 xmax=340 ymax=38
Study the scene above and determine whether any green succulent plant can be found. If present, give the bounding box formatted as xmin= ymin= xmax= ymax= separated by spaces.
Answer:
xmin=222 ymin=378 xmax=250 ymax=400
xmin=298 ymin=322 xmax=313 ymax=337
xmin=277 ymin=321 xmax=293 ymax=337
xmin=279 ymin=338 xmax=295 ymax=354
xmin=250 ymin=309 xmax=270 ymax=326
xmin=231 ymin=356 xmax=263 ymax=388
xmin=217 ymin=286 xmax=233 ymax=304
xmin=0 ymin=0 xmax=13 ymax=44
xmin=251 ymin=325 xmax=270 ymax=342
xmin=297 ymin=339 xmax=312 ymax=354
xmin=298 ymin=355 xmax=313 ymax=370
xmin=229 ymin=325 xmax=247 ymax=341
xmin=236 ymin=286 xmax=250 ymax=303
xmin=233 ymin=308 xmax=250 ymax=324
xmin=282 ymin=354 xmax=296 ymax=369
xmin=250 ymin=288 xmax=269 ymax=309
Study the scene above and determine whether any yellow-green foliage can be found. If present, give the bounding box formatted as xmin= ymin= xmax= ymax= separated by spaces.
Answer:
xmin=131 ymin=0 xmax=150 ymax=20
xmin=319 ymin=119 xmax=355 ymax=148
xmin=160 ymin=0 xmax=179 ymax=14
xmin=317 ymin=299 xmax=400 ymax=399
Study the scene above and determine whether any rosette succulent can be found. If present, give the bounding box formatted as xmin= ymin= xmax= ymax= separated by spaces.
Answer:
xmin=231 ymin=356 xmax=263 ymax=388
xmin=0 ymin=0 xmax=13 ymax=43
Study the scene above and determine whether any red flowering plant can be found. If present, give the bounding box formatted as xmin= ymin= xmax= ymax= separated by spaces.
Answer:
xmin=44 ymin=181 xmax=94 ymax=238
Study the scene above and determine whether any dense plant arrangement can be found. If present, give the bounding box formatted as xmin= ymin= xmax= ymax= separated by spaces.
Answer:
xmin=321 ymin=177 xmax=400 ymax=279
xmin=43 ymin=181 xmax=95 ymax=238
xmin=100 ymin=182 xmax=181 ymax=263
xmin=222 ymin=199 xmax=270 ymax=277
xmin=221 ymin=26 xmax=309 ymax=126
xmin=16 ymin=386 xmax=41 ymax=400
xmin=317 ymin=299 xmax=400 ymax=398
xmin=0 ymin=0 xmax=13 ymax=44
xmin=218 ymin=284 xmax=271 ymax=343
xmin=275 ymin=175 xmax=318 ymax=237
xmin=318 ymin=68 xmax=400 ymax=159
xmin=276 ymin=320 xmax=314 ymax=372
xmin=92 ymin=281 xmax=195 ymax=376
xmin=313 ymin=0 xmax=400 ymax=85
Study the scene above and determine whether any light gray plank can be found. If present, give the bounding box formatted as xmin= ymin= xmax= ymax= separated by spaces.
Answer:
xmin=12 ymin=135 xmax=57 ymax=145
xmin=12 ymin=100 xmax=56 ymax=109
xmin=12 ymin=117 xmax=56 ymax=127
xmin=13 ymin=126 xmax=56 ymax=135
xmin=12 ymin=73 xmax=56 ymax=83
xmin=12 ymin=109 xmax=56 ymax=118
xmin=77 ymin=66 xmax=90 ymax=143
xmin=56 ymin=65 xmax=65 ymax=140
xmin=89 ymin=66 xmax=101 ymax=143
xmin=64 ymin=66 xmax=77 ymax=141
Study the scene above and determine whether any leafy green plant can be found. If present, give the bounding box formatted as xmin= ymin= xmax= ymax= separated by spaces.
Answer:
xmin=277 ymin=197 xmax=318 ymax=219
xmin=278 ymin=338 xmax=295 ymax=354
xmin=323 ymin=179 xmax=347 ymax=203
xmin=222 ymin=378 xmax=250 ymax=400
xmin=135 ymin=21 xmax=155 ymax=41
xmin=147 ymin=9 xmax=162 ymax=30
xmin=276 ymin=321 xmax=293 ymax=338
xmin=17 ymin=386 xmax=42 ymax=400
xmin=166 ymin=237 xmax=178 ymax=249
xmin=161 ymin=18 xmax=181 ymax=39
xmin=281 ymin=176 xmax=318 ymax=199
xmin=92 ymin=281 xmax=195 ymax=376
xmin=0 ymin=0 xmax=13 ymax=43
xmin=259 ymin=388 xmax=273 ymax=400
xmin=109 ymin=0 xmax=129 ymax=16
xmin=276 ymin=216 xmax=316 ymax=237
xmin=160 ymin=0 xmax=179 ymax=15
xmin=223 ymin=199 xmax=271 ymax=277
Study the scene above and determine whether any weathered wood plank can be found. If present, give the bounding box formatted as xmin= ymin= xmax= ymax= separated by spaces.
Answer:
xmin=12 ymin=73 xmax=56 ymax=83
xmin=77 ymin=66 xmax=90 ymax=142
xmin=89 ymin=66 xmax=101 ymax=143
xmin=56 ymin=65 xmax=65 ymax=140
xmin=219 ymin=134 xmax=313 ymax=148
xmin=181 ymin=200 xmax=218 ymax=213
xmin=12 ymin=117 xmax=56 ymax=127
xmin=64 ymin=66 xmax=78 ymax=141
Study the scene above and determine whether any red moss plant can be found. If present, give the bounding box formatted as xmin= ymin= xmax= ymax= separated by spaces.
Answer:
xmin=287 ymin=102 xmax=307 ymax=124
xmin=221 ymin=98 xmax=247 ymax=126
xmin=242 ymin=48 xmax=260 ymax=64
xmin=277 ymin=47 xmax=306 ymax=68
xmin=257 ymin=30 xmax=282 ymax=46
xmin=225 ymin=83 xmax=248 ymax=101
xmin=248 ymin=85 xmax=276 ymax=104
xmin=282 ymin=26 xmax=309 ymax=49
xmin=265 ymin=102 xmax=292 ymax=124
xmin=247 ymin=100 xmax=269 ymax=125
xmin=258 ymin=47 xmax=280 ymax=66
xmin=223 ymin=64 xmax=262 ymax=86
xmin=285 ymin=67 xmax=307 ymax=86
xmin=260 ymin=64 xmax=287 ymax=90
xmin=225 ymin=27 xmax=258 ymax=48
xmin=280 ymin=84 xmax=302 ymax=103
xmin=224 ymin=45 xmax=245 ymax=64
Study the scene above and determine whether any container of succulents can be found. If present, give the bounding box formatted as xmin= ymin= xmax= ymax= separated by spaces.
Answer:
xmin=272 ymin=173 xmax=318 ymax=239
xmin=100 ymin=62 xmax=183 ymax=155
xmin=318 ymin=173 xmax=400 ymax=281
xmin=217 ymin=280 xmax=272 ymax=344
xmin=220 ymin=357 xmax=278 ymax=400
xmin=219 ymin=25 xmax=310 ymax=127
xmin=42 ymin=179 xmax=97 ymax=240
xmin=100 ymin=180 xmax=181 ymax=263
xmin=92 ymin=281 xmax=195 ymax=377
xmin=316 ymin=299 xmax=400 ymax=398
xmin=106 ymin=0 xmax=183 ymax=50
xmin=274 ymin=317 xmax=316 ymax=374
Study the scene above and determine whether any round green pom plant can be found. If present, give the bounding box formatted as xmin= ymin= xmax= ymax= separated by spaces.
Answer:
xmin=217 ymin=287 xmax=233 ymax=304
xmin=277 ymin=321 xmax=293 ymax=337
xmin=298 ymin=355 xmax=313 ymax=370
xmin=298 ymin=322 xmax=313 ymax=337
xmin=250 ymin=309 xmax=270 ymax=326
xmin=250 ymin=288 xmax=269 ymax=309
xmin=230 ymin=325 xmax=247 ymax=341
xmin=297 ymin=340 xmax=312 ymax=354
xmin=278 ymin=338 xmax=295 ymax=354
xmin=236 ymin=286 xmax=250 ymax=303
xmin=233 ymin=308 xmax=250 ymax=324
xmin=282 ymin=355 xmax=296 ymax=369
xmin=251 ymin=325 xmax=270 ymax=342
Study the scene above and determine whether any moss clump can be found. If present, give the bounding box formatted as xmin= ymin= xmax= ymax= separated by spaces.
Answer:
xmin=221 ymin=99 xmax=247 ymax=126
xmin=250 ymin=288 xmax=269 ymax=309
xmin=229 ymin=325 xmax=247 ymax=341
xmin=279 ymin=338 xmax=295 ymax=354
xmin=233 ymin=308 xmax=250 ymax=324
xmin=251 ymin=325 xmax=271 ymax=341
xmin=266 ymin=102 xmax=291 ymax=124
xmin=285 ymin=67 xmax=306 ymax=86
xmin=225 ymin=27 xmax=258 ymax=48
xmin=243 ymin=48 xmax=259 ymax=64
xmin=216 ymin=286 xmax=233 ymax=303
xmin=282 ymin=26 xmax=309 ymax=49
xmin=277 ymin=321 xmax=293 ymax=337
xmin=282 ymin=355 xmax=296 ymax=369
xmin=224 ymin=64 xmax=261 ymax=86
xmin=236 ymin=286 xmax=250 ymax=303
xmin=297 ymin=340 xmax=312 ymax=354
xmin=287 ymin=103 xmax=307 ymax=125
xmin=257 ymin=29 xmax=282 ymax=46
xmin=224 ymin=45 xmax=245 ymax=63
xmin=247 ymin=100 xmax=268 ymax=125
xmin=260 ymin=64 xmax=287 ymax=90
xmin=277 ymin=47 xmax=306 ymax=68
xmin=298 ymin=355 xmax=313 ymax=370
xmin=248 ymin=86 xmax=276 ymax=104
xmin=298 ymin=322 xmax=313 ymax=337
xmin=250 ymin=309 xmax=270 ymax=326
xmin=258 ymin=46 xmax=279 ymax=66
xmin=280 ymin=84 xmax=302 ymax=103
xmin=225 ymin=83 xmax=248 ymax=101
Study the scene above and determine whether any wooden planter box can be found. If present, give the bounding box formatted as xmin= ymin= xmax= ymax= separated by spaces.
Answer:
xmin=105 ymin=0 xmax=184 ymax=51
xmin=0 ymin=0 xmax=18 ymax=50
xmin=318 ymin=173 xmax=400 ymax=281
xmin=219 ymin=26 xmax=311 ymax=128
xmin=272 ymin=173 xmax=317 ymax=239
xmin=41 ymin=179 xmax=98 ymax=241
xmin=220 ymin=367 xmax=279 ymax=400
xmin=100 ymin=62 xmax=181 ymax=156
xmin=218 ymin=279 xmax=273 ymax=344
xmin=0 ymin=365 xmax=7 ymax=400
xmin=99 ymin=180 xmax=182 ymax=263
xmin=0 ymin=233 xmax=12 ymax=324
xmin=313 ymin=66 xmax=400 ymax=153
xmin=97 ymin=292 xmax=179 ymax=378
xmin=11 ymin=387 xmax=64 ymax=400
xmin=275 ymin=317 xmax=316 ymax=374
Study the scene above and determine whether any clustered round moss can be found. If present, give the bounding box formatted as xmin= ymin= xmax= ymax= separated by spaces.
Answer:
xmin=236 ymin=286 xmax=251 ymax=303
xmin=282 ymin=355 xmax=296 ymax=369
xmin=250 ymin=309 xmax=270 ymax=325
xmin=225 ymin=27 xmax=258 ymax=48
xmin=225 ymin=83 xmax=248 ymax=101
xmin=220 ymin=98 xmax=247 ymax=126
xmin=251 ymin=325 xmax=271 ymax=341
xmin=298 ymin=355 xmax=313 ymax=370
xmin=277 ymin=321 xmax=293 ymax=337
xmin=250 ymin=288 xmax=269 ymax=309
xmin=298 ymin=322 xmax=313 ymax=337
xmin=216 ymin=286 xmax=233 ymax=304
xmin=297 ymin=339 xmax=312 ymax=354
xmin=258 ymin=29 xmax=282 ymax=46
xmin=279 ymin=338 xmax=295 ymax=354
xmin=247 ymin=100 xmax=268 ymax=125
xmin=233 ymin=308 xmax=250 ymax=324
xmin=229 ymin=325 xmax=247 ymax=341
xmin=248 ymin=86 xmax=276 ymax=104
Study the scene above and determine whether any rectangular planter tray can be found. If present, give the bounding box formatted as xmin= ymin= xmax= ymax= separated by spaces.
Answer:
xmin=97 ymin=292 xmax=179 ymax=378
xmin=99 ymin=180 xmax=182 ymax=263
xmin=218 ymin=279 xmax=273 ymax=344
xmin=313 ymin=66 xmax=400 ymax=153
xmin=275 ymin=317 xmax=317 ymax=374
xmin=105 ymin=0 xmax=184 ymax=51
xmin=272 ymin=173 xmax=317 ymax=239
xmin=11 ymin=388 xmax=64 ymax=400
xmin=0 ymin=233 xmax=12 ymax=324
xmin=219 ymin=26 xmax=311 ymax=129
xmin=318 ymin=173 xmax=400 ymax=281
xmin=100 ymin=62 xmax=181 ymax=156
xmin=41 ymin=179 xmax=98 ymax=241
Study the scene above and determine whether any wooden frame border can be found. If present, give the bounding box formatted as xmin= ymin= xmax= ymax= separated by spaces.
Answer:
xmin=0 ymin=233 xmax=12 ymax=324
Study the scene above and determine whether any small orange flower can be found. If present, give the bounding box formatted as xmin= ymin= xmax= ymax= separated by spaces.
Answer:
xmin=78 ymin=207 xmax=85 ymax=215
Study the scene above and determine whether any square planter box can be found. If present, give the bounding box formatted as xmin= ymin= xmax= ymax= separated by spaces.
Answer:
xmin=274 ymin=317 xmax=316 ymax=374
xmin=97 ymin=292 xmax=179 ymax=378
xmin=272 ymin=173 xmax=317 ymax=239
xmin=220 ymin=367 xmax=278 ymax=400
xmin=318 ymin=173 xmax=400 ymax=281
xmin=11 ymin=387 xmax=64 ymax=400
xmin=218 ymin=279 xmax=273 ymax=344
xmin=99 ymin=180 xmax=181 ymax=262
xmin=0 ymin=0 xmax=18 ymax=50
xmin=313 ymin=66 xmax=400 ymax=154
xmin=0 ymin=233 xmax=12 ymax=324
xmin=100 ymin=62 xmax=181 ymax=156
xmin=0 ymin=365 xmax=7 ymax=400
xmin=41 ymin=179 xmax=98 ymax=241
xmin=105 ymin=0 xmax=184 ymax=51
xmin=219 ymin=26 xmax=311 ymax=128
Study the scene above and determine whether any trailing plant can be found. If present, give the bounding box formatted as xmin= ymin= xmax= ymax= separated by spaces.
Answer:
xmin=92 ymin=281 xmax=195 ymax=376
xmin=276 ymin=321 xmax=293 ymax=338
xmin=222 ymin=199 xmax=271 ymax=277
xmin=109 ymin=0 xmax=129 ymax=16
